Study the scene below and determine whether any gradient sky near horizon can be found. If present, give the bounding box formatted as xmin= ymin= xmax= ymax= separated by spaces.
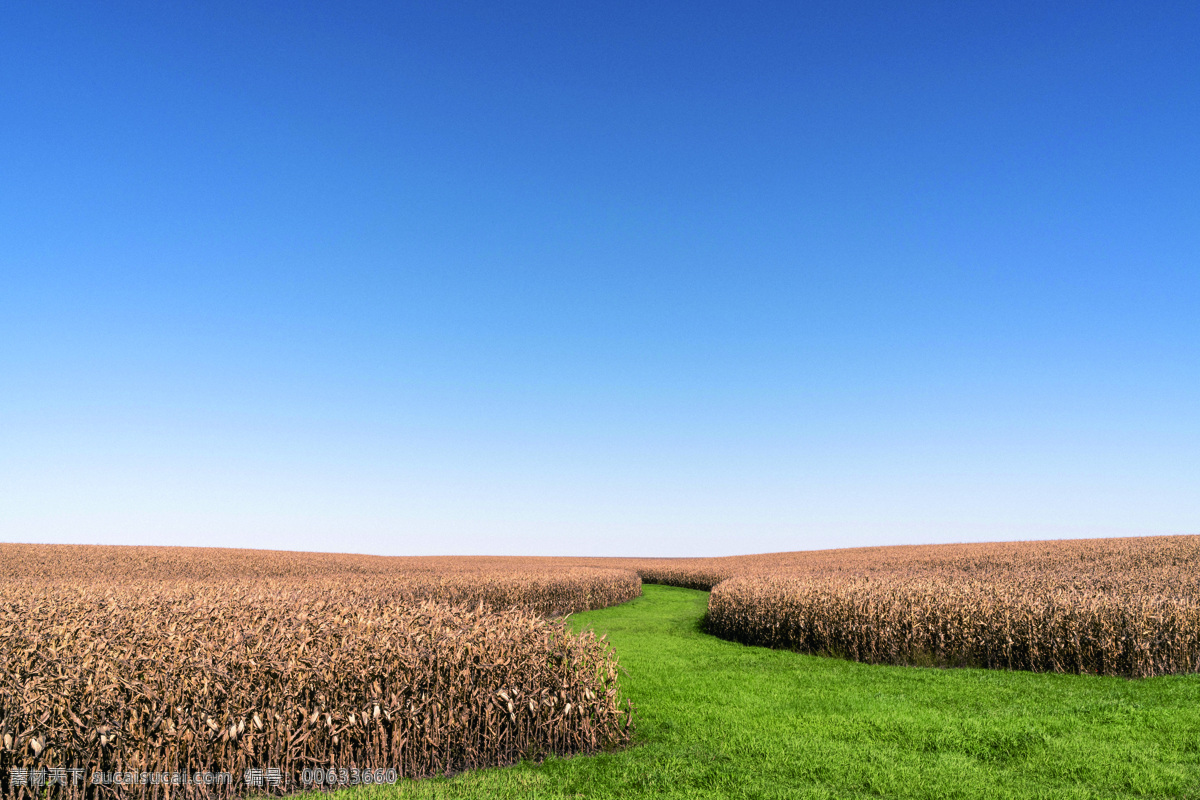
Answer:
xmin=2 ymin=2 xmax=1198 ymax=557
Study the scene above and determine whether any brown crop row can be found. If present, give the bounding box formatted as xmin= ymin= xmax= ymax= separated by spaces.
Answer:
xmin=706 ymin=572 xmax=1200 ymax=676
xmin=0 ymin=577 xmax=634 ymax=799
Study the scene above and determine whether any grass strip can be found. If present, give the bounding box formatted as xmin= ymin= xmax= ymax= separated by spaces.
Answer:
xmin=338 ymin=584 xmax=1200 ymax=799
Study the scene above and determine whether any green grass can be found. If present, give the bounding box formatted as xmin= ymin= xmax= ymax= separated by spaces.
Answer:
xmin=341 ymin=585 xmax=1200 ymax=799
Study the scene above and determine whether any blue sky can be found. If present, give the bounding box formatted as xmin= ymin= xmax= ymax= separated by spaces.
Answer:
xmin=2 ymin=1 xmax=1198 ymax=556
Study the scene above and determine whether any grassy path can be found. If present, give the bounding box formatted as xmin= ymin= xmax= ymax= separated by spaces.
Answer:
xmin=365 ymin=585 xmax=1200 ymax=799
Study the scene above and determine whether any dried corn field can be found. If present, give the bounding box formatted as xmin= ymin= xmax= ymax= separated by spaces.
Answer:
xmin=5 ymin=536 xmax=1199 ymax=799
xmin=0 ymin=547 xmax=639 ymax=798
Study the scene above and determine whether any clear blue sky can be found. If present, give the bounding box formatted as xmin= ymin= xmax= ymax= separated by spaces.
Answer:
xmin=2 ymin=2 xmax=1197 ymax=556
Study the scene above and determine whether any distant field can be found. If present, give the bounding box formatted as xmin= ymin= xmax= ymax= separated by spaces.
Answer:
xmin=2 ymin=537 xmax=1199 ymax=798
xmin=0 ymin=544 xmax=642 ymax=616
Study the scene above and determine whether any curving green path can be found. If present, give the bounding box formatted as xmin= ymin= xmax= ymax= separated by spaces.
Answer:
xmin=357 ymin=584 xmax=1200 ymax=799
